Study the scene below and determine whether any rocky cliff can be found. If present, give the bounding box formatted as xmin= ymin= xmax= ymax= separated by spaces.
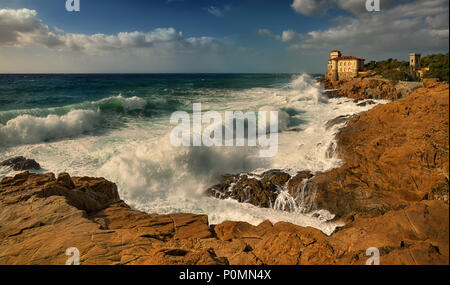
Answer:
xmin=321 ymin=77 xmax=424 ymax=100
xmin=0 ymin=171 xmax=448 ymax=265
xmin=310 ymin=81 xmax=449 ymax=217
xmin=0 ymin=81 xmax=448 ymax=265
xmin=209 ymin=81 xmax=449 ymax=217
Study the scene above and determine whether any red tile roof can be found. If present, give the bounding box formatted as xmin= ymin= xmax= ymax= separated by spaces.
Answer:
xmin=332 ymin=56 xmax=365 ymax=61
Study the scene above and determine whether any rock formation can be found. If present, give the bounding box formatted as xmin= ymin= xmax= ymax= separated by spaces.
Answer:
xmin=1 ymin=156 xmax=41 ymax=171
xmin=321 ymin=77 xmax=423 ymax=100
xmin=208 ymin=82 xmax=449 ymax=217
xmin=0 ymin=81 xmax=448 ymax=265
xmin=0 ymin=171 xmax=447 ymax=265
xmin=311 ymin=81 xmax=449 ymax=216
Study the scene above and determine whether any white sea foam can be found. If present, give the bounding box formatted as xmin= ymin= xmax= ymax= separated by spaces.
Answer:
xmin=0 ymin=74 xmax=387 ymax=235
xmin=98 ymin=95 xmax=147 ymax=112
xmin=0 ymin=109 xmax=101 ymax=146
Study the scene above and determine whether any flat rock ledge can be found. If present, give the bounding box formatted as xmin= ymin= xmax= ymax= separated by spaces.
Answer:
xmin=0 ymin=171 xmax=448 ymax=265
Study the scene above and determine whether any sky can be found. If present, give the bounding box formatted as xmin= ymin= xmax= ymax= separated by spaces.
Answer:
xmin=0 ymin=0 xmax=448 ymax=73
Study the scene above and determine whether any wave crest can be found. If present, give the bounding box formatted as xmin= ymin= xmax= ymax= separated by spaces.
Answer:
xmin=287 ymin=74 xmax=328 ymax=104
xmin=0 ymin=109 xmax=101 ymax=146
xmin=97 ymin=95 xmax=147 ymax=113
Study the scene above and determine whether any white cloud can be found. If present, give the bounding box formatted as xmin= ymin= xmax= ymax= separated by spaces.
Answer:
xmin=0 ymin=9 xmax=50 ymax=45
xmin=258 ymin=29 xmax=310 ymax=43
xmin=280 ymin=30 xmax=308 ymax=43
xmin=257 ymin=29 xmax=280 ymax=40
xmin=291 ymin=0 xmax=328 ymax=16
xmin=290 ymin=0 xmax=397 ymax=16
xmin=266 ymin=0 xmax=449 ymax=54
xmin=425 ymin=12 xmax=449 ymax=29
xmin=336 ymin=0 xmax=372 ymax=14
xmin=0 ymin=8 xmax=223 ymax=54
xmin=204 ymin=5 xmax=231 ymax=17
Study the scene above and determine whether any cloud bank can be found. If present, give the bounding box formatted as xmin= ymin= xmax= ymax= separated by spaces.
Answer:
xmin=291 ymin=0 xmax=393 ymax=16
xmin=0 ymin=8 xmax=222 ymax=54
xmin=291 ymin=0 xmax=329 ymax=16
xmin=261 ymin=0 xmax=449 ymax=53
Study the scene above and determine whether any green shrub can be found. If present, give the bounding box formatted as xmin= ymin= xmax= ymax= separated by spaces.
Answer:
xmin=364 ymin=53 xmax=449 ymax=82
xmin=422 ymin=53 xmax=449 ymax=82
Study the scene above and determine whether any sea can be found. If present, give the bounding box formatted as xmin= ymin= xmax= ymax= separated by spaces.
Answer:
xmin=0 ymin=73 xmax=386 ymax=235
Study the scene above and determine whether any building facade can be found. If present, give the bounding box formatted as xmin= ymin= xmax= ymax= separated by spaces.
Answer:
xmin=326 ymin=50 xmax=365 ymax=81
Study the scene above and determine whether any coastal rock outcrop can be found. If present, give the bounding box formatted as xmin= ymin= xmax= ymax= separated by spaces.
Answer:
xmin=321 ymin=77 xmax=423 ymax=100
xmin=0 ymin=156 xmax=41 ymax=171
xmin=0 ymin=171 xmax=221 ymax=265
xmin=206 ymin=170 xmax=313 ymax=210
xmin=309 ymin=81 xmax=449 ymax=216
xmin=208 ymin=82 xmax=449 ymax=218
xmin=0 ymin=81 xmax=448 ymax=265
xmin=0 ymin=171 xmax=447 ymax=265
xmin=203 ymin=81 xmax=449 ymax=265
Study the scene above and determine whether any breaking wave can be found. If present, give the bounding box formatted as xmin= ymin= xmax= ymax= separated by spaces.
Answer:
xmin=0 ymin=73 xmax=387 ymax=235
xmin=0 ymin=109 xmax=101 ymax=146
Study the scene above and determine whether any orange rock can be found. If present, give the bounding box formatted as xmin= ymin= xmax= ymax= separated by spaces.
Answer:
xmin=321 ymin=77 xmax=422 ymax=100
xmin=423 ymin=78 xmax=440 ymax=88
xmin=1 ymin=79 xmax=449 ymax=266
xmin=0 ymin=171 xmax=447 ymax=264
xmin=309 ymin=82 xmax=449 ymax=216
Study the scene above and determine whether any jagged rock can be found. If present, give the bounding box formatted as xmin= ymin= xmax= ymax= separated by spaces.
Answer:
xmin=206 ymin=170 xmax=313 ymax=210
xmin=356 ymin=100 xmax=376 ymax=107
xmin=223 ymin=82 xmax=448 ymax=218
xmin=0 ymin=156 xmax=41 ymax=171
xmin=0 ymin=172 xmax=219 ymax=265
xmin=0 ymin=171 xmax=447 ymax=265
xmin=331 ymin=200 xmax=449 ymax=265
xmin=325 ymin=115 xmax=349 ymax=130
xmin=56 ymin=173 xmax=75 ymax=189
xmin=321 ymin=77 xmax=422 ymax=100
xmin=0 ymin=81 xmax=448 ymax=265
xmin=308 ymin=82 xmax=449 ymax=216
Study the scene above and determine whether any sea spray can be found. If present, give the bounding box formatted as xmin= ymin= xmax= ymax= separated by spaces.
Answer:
xmin=0 ymin=109 xmax=101 ymax=146
xmin=273 ymin=186 xmax=298 ymax=212
xmin=0 ymin=73 xmax=387 ymax=235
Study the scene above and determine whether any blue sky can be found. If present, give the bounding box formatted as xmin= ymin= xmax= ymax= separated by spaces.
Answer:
xmin=1 ymin=0 xmax=332 ymax=36
xmin=0 ymin=0 xmax=448 ymax=73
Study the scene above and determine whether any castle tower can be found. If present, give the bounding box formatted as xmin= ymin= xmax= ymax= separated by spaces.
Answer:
xmin=330 ymin=50 xmax=342 ymax=60
xmin=325 ymin=50 xmax=341 ymax=81
xmin=409 ymin=53 xmax=421 ymax=71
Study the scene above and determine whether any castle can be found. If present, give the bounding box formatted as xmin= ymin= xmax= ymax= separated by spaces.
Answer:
xmin=325 ymin=50 xmax=365 ymax=81
xmin=410 ymin=52 xmax=429 ymax=78
xmin=325 ymin=51 xmax=429 ymax=81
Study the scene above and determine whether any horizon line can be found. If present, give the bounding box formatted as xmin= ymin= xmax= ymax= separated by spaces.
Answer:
xmin=0 ymin=72 xmax=324 ymax=75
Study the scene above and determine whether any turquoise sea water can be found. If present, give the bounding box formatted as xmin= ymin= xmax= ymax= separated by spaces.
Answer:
xmin=0 ymin=74 xmax=294 ymax=119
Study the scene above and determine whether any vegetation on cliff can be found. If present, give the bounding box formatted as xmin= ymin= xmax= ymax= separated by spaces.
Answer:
xmin=364 ymin=58 xmax=417 ymax=81
xmin=421 ymin=53 xmax=449 ymax=82
xmin=364 ymin=53 xmax=449 ymax=83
